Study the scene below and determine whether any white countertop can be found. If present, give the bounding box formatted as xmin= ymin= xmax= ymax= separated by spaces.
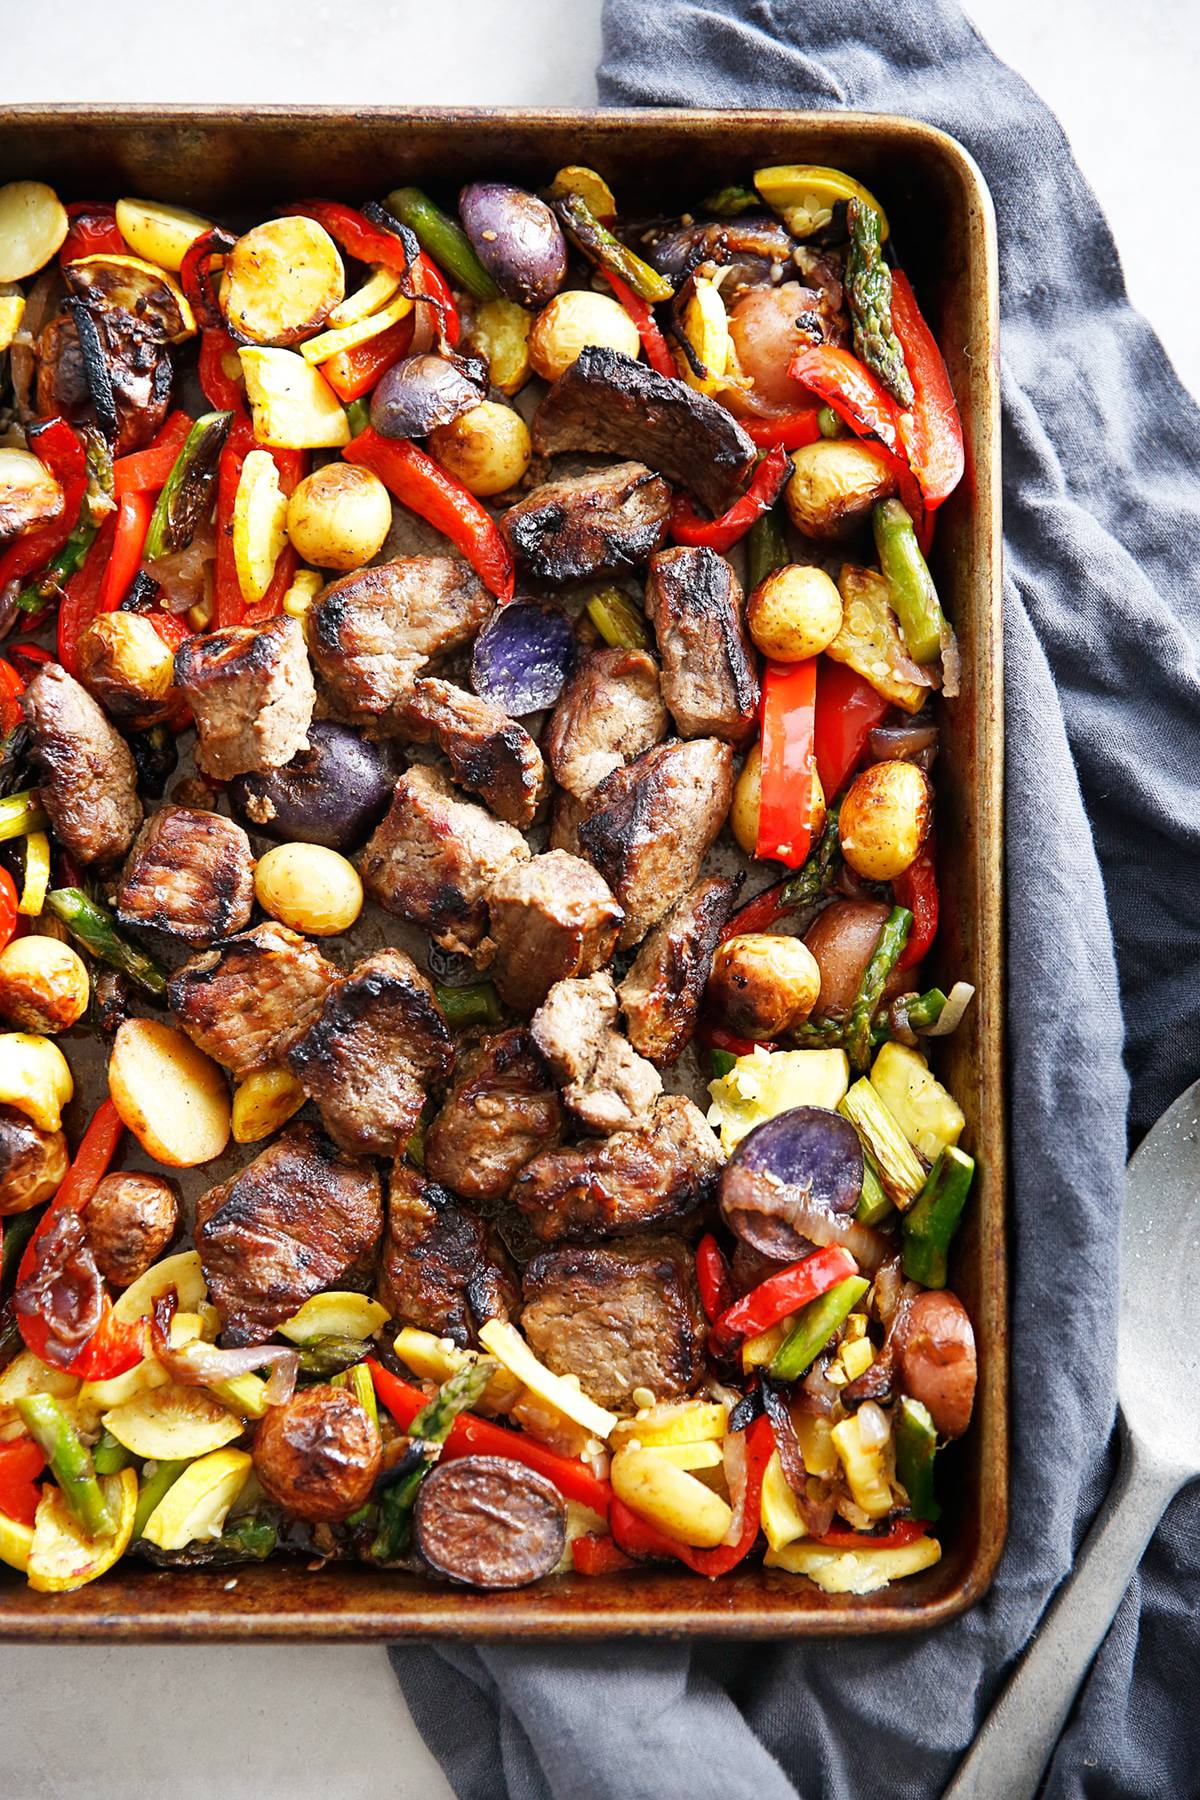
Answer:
xmin=2 ymin=3 xmax=1196 ymax=1795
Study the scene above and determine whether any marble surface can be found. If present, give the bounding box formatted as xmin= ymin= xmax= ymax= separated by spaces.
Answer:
xmin=2 ymin=4 xmax=1195 ymax=1796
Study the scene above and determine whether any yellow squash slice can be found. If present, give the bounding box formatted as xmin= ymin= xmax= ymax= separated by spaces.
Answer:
xmin=141 ymin=1448 xmax=253 ymax=1551
xmin=278 ymin=1291 xmax=390 ymax=1345
xmin=114 ymin=198 xmax=211 ymax=272
xmin=102 ymin=1383 xmax=243 ymax=1460
xmin=239 ymin=348 xmax=351 ymax=450
xmin=26 ymin=1468 xmax=137 ymax=1594
xmin=232 ymin=449 xmax=289 ymax=605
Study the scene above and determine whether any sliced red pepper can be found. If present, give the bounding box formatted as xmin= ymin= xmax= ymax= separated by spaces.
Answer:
xmin=0 ymin=418 xmax=89 ymax=596
xmin=344 ymin=428 xmax=514 ymax=602
xmin=695 ymin=1019 xmax=774 ymax=1059
xmin=811 ymin=1517 xmax=930 ymax=1550
xmin=143 ymin=610 xmax=192 ymax=654
xmin=718 ymin=880 xmax=791 ymax=943
xmin=15 ymin=1100 xmax=124 ymax=1366
xmin=715 ymin=1245 xmax=858 ymax=1343
xmin=0 ymin=1437 xmax=47 ymax=1529
xmin=199 ymin=328 xmax=246 ymax=414
xmin=112 ymin=410 xmax=195 ymax=496
xmin=284 ymin=204 xmax=460 ymax=347
xmin=813 ymin=658 xmax=893 ymax=802
xmin=56 ymin=512 xmax=116 ymax=679
xmin=60 ymin=202 xmax=126 ymax=264
xmin=0 ymin=867 xmax=18 ymax=954
xmin=0 ymin=659 xmax=25 ymax=739
xmin=572 ymin=1533 xmax=636 ymax=1576
xmin=213 ymin=415 xmax=256 ymax=627
xmin=695 ymin=1233 xmax=734 ymax=1326
xmin=670 ymin=444 xmax=790 ymax=553
xmin=789 ymin=345 xmax=905 ymax=460
xmin=893 ymin=842 xmax=938 ymax=969
xmin=69 ymin=1304 xmax=149 ymax=1382
xmin=366 ymin=1360 xmax=612 ymax=1517
xmin=180 ymin=226 xmax=236 ymax=332
xmin=600 ymin=269 xmax=675 ymax=378
xmin=742 ymin=409 xmax=822 ymax=451
xmin=321 ymin=313 xmax=415 ymax=403
xmin=414 ymin=252 xmax=461 ymax=348
xmin=756 ymin=658 xmax=818 ymax=868
xmin=611 ymin=1413 xmax=775 ymax=1577
xmin=890 ymin=271 xmax=964 ymax=511
xmin=98 ymin=490 xmax=154 ymax=612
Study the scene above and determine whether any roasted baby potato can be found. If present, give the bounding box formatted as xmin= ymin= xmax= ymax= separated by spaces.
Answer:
xmin=83 ymin=1171 xmax=181 ymax=1288
xmin=107 ymin=1019 xmax=231 ymax=1168
xmin=0 ymin=181 xmax=68 ymax=281
xmin=528 ymin=290 xmax=641 ymax=383
xmin=708 ymin=933 xmax=822 ymax=1039
xmin=78 ymin=613 xmax=175 ymax=726
xmin=839 ymin=760 xmax=932 ymax=882
xmin=428 ymin=401 xmax=531 ymax=498
xmin=220 ymin=216 xmax=345 ymax=346
xmin=286 ymin=463 xmax=392 ymax=570
xmin=0 ymin=1104 xmax=68 ymax=1217
xmin=747 ymin=564 xmax=843 ymax=662
xmin=0 ymin=447 xmax=64 ymax=547
xmin=785 ymin=439 xmax=897 ymax=540
xmin=252 ymin=1385 xmax=381 ymax=1522
xmin=253 ymin=842 xmax=363 ymax=937
xmin=0 ymin=937 xmax=90 ymax=1034
xmin=114 ymin=197 xmax=211 ymax=272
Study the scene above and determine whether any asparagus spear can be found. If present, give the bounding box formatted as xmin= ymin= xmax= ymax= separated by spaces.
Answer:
xmin=790 ymin=988 xmax=948 ymax=1052
xmin=296 ymin=1336 xmax=374 ymax=1378
xmin=371 ymin=1358 xmax=495 ymax=1562
xmin=768 ymin=1276 xmax=869 ymax=1382
xmin=433 ymin=981 xmax=502 ymax=1030
xmin=845 ymin=198 xmax=913 ymax=408
xmin=132 ymin=1459 xmax=189 ymax=1540
xmin=143 ymin=411 xmax=233 ymax=561
xmin=45 ymin=888 xmax=167 ymax=997
xmin=586 ymin=588 xmax=649 ymax=651
xmin=551 ymin=191 xmax=674 ymax=304
xmin=746 ymin=506 xmax=790 ymax=591
xmin=15 ymin=1394 xmax=114 ymax=1539
xmin=873 ymin=499 xmax=948 ymax=665
xmin=846 ymin=905 xmax=912 ymax=1072
xmin=895 ymin=1396 xmax=941 ymax=1522
xmin=780 ymin=801 xmax=842 ymax=912
xmin=384 ymin=187 xmax=501 ymax=303
xmin=92 ymin=1429 xmax=134 ymax=1476
xmin=902 ymin=1146 xmax=976 ymax=1287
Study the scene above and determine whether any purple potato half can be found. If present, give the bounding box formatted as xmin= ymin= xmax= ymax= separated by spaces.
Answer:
xmin=470 ymin=599 xmax=575 ymax=716
xmin=720 ymin=1105 xmax=888 ymax=1270
xmin=458 ymin=183 xmax=568 ymax=310
xmin=370 ymin=353 xmax=486 ymax=441
xmin=228 ymin=723 xmax=395 ymax=852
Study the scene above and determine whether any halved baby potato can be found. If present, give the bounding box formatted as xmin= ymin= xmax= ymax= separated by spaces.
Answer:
xmin=64 ymin=254 xmax=196 ymax=343
xmin=102 ymin=1383 xmax=244 ymax=1460
xmin=231 ymin=1066 xmax=307 ymax=1145
xmin=108 ymin=1019 xmax=230 ymax=1168
xmin=26 ymin=1467 xmax=137 ymax=1593
xmin=220 ymin=216 xmax=344 ymax=347
xmin=232 ymin=449 xmax=288 ymax=605
xmin=0 ymin=446 xmax=64 ymax=547
xmin=0 ymin=181 xmax=68 ymax=282
xmin=114 ymin=197 xmax=211 ymax=272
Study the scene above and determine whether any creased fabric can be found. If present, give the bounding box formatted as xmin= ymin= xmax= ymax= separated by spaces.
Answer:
xmin=392 ymin=4 xmax=1200 ymax=1794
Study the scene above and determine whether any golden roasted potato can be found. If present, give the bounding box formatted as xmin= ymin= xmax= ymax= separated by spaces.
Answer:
xmin=731 ymin=742 xmax=763 ymax=857
xmin=254 ymin=842 xmax=363 ymax=936
xmin=785 ymin=439 xmax=896 ymax=540
xmin=528 ymin=289 xmax=640 ymax=383
xmin=747 ymin=563 xmax=843 ymax=662
xmin=82 ymin=1171 xmax=181 ymax=1288
xmin=107 ymin=1019 xmax=231 ymax=1168
xmin=0 ymin=182 xmax=68 ymax=282
xmin=0 ymin=937 xmax=90 ymax=1034
xmin=285 ymin=463 xmax=391 ymax=570
xmin=115 ymin=198 xmax=211 ymax=272
xmin=252 ymin=1385 xmax=381 ymax=1522
xmin=428 ymin=401 xmax=531 ymax=498
xmin=0 ymin=448 xmax=64 ymax=547
xmin=219 ymin=216 xmax=344 ymax=346
xmin=707 ymin=933 xmax=822 ymax=1039
xmin=0 ymin=1104 xmax=68 ymax=1217
xmin=77 ymin=613 xmax=175 ymax=725
xmin=839 ymin=760 xmax=932 ymax=882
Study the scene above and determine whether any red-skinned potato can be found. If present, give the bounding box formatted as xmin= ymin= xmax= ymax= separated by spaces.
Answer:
xmin=895 ymin=1290 xmax=977 ymax=1439
xmin=803 ymin=899 xmax=913 ymax=1020
xmin=252 ymin=1384 xmax=380 ymax=1521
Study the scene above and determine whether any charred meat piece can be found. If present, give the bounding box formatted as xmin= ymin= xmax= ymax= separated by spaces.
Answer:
xmin=309 ymin=556 xmax=493 ymax=720
xmin=169 ymin=921 xmax=338 ymax=1079
xmin=500 ymin=462 xmax=671 ymax=583
xmin=392 ymin=678 xmax=546 ymax=828
xmin=376 ymin=1162 xmax=518 ymax=1347
xmin=82 ymin=1171 xmax=180 ymax=1289
xmin=521 ymin=1235 xmax=707 ymax=1411
xmin=288 ymin=949 xmax=455 ymax=1159
xmin=618 ymin=876 xmax=738 ymax=1065
xmin=544 ymin=647 xmax=667 ymax=799
xmin=511 ymin=1093 xmax=722 ymax=1243
xmin=578 ymin=737 xmax=734 ymax=948
xmin=115 ymin=806 xmax=255 ymax=946
xmin=174 ymin=616 xmax=314 ymax=779
xmin=644 ymin=546 xmax=758 ymax=743
xmin=532 ymin=348 xmax=757 ymax=514
xmin=424 ymin=1028 xmax=564 ymax=1204
xmin=487 ymin=850 xmax=623 ymax=1015
xmin=531 ymin=974 xmax=661 ymax=1136
xmin=36 ymin=305 xmax=172 ymax=457
xmin=548 ymin=789 xmax=586 ymax=855
xmin=196 ymin=1124 xmax=382 ymax=1346
xmin=23 ymin=663 xmax=141 ymax=865
xmin=358 ymin=764 xmax=528 ymax=959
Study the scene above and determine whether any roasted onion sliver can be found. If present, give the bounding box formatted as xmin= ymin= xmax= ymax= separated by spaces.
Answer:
xmin=920 ymin=980 xmax=975 ymax=1038
xmin=151 ymin=1290 xmax=299 ymax=1403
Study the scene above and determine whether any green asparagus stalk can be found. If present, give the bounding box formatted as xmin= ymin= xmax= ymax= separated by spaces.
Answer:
xmin=371 ymin=1358 xmax=495 ymax=1562
xmin=839 ymin=1078 xmax=927 ymax=1209
xmin=768 ymin=1276 xmax=869 ymax=1382
xmin=746 ymin=507 xmax=790 ymax=591
xmin=901 ymin=1146 xmax=976 ymax=1287
xmin=701 ymin=184 xmax=760 ymax=217
xmin=345 ymin=398 xmax=371 ymax=437
xmin=586 ymin=588 xmax=650 ymax=651
xmin=854 ymin=1151 xmax=893 ymax=1227
xmin=132 ymin=1459 xmax=189 ymax=1540
xmin=143 ymin=411 xmax=233 ymax=561
xmin=433 ymin=981 xmax=502 ymax=1030
xmin=790 ymin=988 xmax=951 ymax=1052
xmin=895 ymin=1395 xmax=941 ymax=1522
xmin=0 ymin=789 xmax=49 ymax=844
xmin=845 ymin=198 xmax=913 ymax=408
xmin=15 ymin=1394 xmax=114 ymax=1539
xmin=16 ymin=431 xmax=114 ymax=612
xmin=332 ymin=1362 xmax=379 ymax=1432
xmin=384 ymin=187 xmax=502 ymax=303
xmin=92 ymin=1429 xmax=134 ymax=1476
xmin=551 ymin=191 xmax=674 ymax=304
xmin=779 ymin=801 xmax=842 ymax=912
xmin=846 ymin=905 xmax=912 ymax=1072
xmin=46 ymin=888 xmax=167 ymax=997
xmin=873 ymin=499 xmax=947 ymax=665
xmin=296 ymin=1336 xmax=373 ymax=1378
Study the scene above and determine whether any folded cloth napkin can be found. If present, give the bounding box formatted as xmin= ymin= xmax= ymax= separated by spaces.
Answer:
xmin=390 ymin=4 xmax=1200 ymax=1793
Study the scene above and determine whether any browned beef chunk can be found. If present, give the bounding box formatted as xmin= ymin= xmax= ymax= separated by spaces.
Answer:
xmin=36 ymin=303 xmax=172 ymax=457
xmin=577 ymin=737 xmax=733 ymax=948
xmin=196 ymin=1125 xmax=382 ymax=1346
xmin=544 ymin=647 xmax=667 ymax=800
xmin=168 ymin=921 xmax=338 ymax=1079
xmin=288 ymin=949 xmax=454 ymax=1158
xmin=548 ymin=789 xmax=586 ymax=855
xmin=487 ymin=850 xmax=623 ymax=1015
xmin=308 ymin=556 xmax=492 ymax=720
xmin=500 ymin=462 xmax=671 ymax=583
xmin=644 ymin=546 xmax=758 ymax=743
xmin=424 ymin=1028 xmax=564 ymax=1203
xmin=376 ymin=1162 xmax=518 ymax=1347
xmin=618 ymin=876 xmax=738 ymax=1065
xmin=511 ymin=1093 xmax=722 ymax=1243
xmin=521 ymin=1235 xmax=707 ymax=1411
xmin=115 ymin=806 xmax=254 ymax=946
xmin=23 ymin=663 xmax=141 ymax=865
xmin=531 ymin=974 xmax=661 ymax=1135
xmin=392 ymin=678 xmax=546 ymax=828
xmin=174 ymin=616 xmax=314 ymax=779
xmin=532 ymin=348 xmax=756 ymax=514
xmin=358 ymin=764 xmax=528 ymax=959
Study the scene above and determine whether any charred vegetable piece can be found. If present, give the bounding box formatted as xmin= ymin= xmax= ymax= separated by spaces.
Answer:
xmin=901 ymin=1146 xmax=975 ymax=1288
xmin=586 ymin=588 xmax=650 ymax=652
xmin=45 ymin=889 xmax=167 ymax=998
xmin=414 ymin=1454 xmax=567 ymax=1589
xmin=470 ymin=599 xmax=575 ymax=716
xmin=297 ymin=1335 xmax=374 ymax=1378
xmin=844 ymin=199 xmax=912 ymax=408
xmin=433 ymin=982 xmax=502 ymax=1031
xmin=551 ymin=191 xmax=673 ymax=304
xmin=746 ymin=506 xmax=789 ymax=591
xmin=767 ymin=1275 xmax=869 ymax=1381
xmin=872 ymin=500 xmax=948 ymax=666
xmin=143 ymin=412 xmax=233 ymax=561
xmin=370 ymin=1357 xmax=494 ymax=1562
xmin=385 ymin=187 xmax=502 ymax=303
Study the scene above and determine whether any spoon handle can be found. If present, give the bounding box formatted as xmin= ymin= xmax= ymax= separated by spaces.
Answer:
xmin=943 ymin=1422 xmax=1180 ymax=1800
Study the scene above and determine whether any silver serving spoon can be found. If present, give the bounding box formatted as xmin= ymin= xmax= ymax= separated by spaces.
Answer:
xmin=945 ymin=1077 xmax=1200 ymax=1800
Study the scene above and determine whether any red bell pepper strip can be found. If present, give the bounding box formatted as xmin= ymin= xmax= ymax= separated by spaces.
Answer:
xmin=789 ymin=345 xmax=905 ymax=460
xmin=98 ymin=490 xmax=154 ymax=612
xmin=611 ymin=1413 xmax=775 ymax=1577
xmin=344 ymin=428 xmax=514 ymax=602
xmin=414 ymin=252 xmax=461 ymax=348
xmin=811 ymin=1517 xmax=930 ymax=1550
xmin=0 ymin=659 xmax=25 ymax=739
xmin=284 ymin=203 xmax=460 ymax=347
xmin=56 ymin=512 xmax=117 ymax=679
xmin=813 ymin=658 xmax=893 ymax=802
xmin=0 ymin=868 xmax=18 ymax=954
xmin=199 ymin=329 xmax=247 ymax=415
xmin=60 ymin=201 xmax=126 ymax=264
xmin=180 ymin=226 xmax=236 ymax=332
xmin=367 ymin=1360 xmax=612 ymax=1517
xmin=718 ymin=880 xmax=790 ymax=943
xmin=695 ymin=1234 xmax=734 ymax=1326
xmin=69 ymin=1305 xmax=149 ymax=1382
xmin=572 ymin=1533 xmax=636 ymax=1576
xmin=0 ymin=1438 xmax=47 ymax=1529
xmin=600 ymin=269 xmax=675 ymax=378
xmin=893 ymin=843 xmax=938 ymax=970
xmin=670 ymin=444 xmax=790 ymax=553
xmin=321 ymin=314 xmax=415 ymax=403
xmin=890 ymin=271 xmax=964 ymax=510
xmin=212 ymin=415 xmax=257 ymax=627
xmin=0 ymin=418 xmax=89 ymax=596
xmin=144 ymin=610 xmax=192 ymax=654
xmin=756 ymin=658 xmax=818 ymax=868
xmin=15 ymin=1099 xmax=125 ymax=1365
xmin=742 ymin=410 xmax=822 ymax=451
xmin=112 ymin=411 xmax=195 ymax=496
xmin=696 ymin=1019 xmax=773 ymax=1059
xmin=714 ymin=1245 xmax=858 ymax=1343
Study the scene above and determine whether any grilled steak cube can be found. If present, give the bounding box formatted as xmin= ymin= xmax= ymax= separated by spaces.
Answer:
xmin=544 ymin=647 xmax=667 ymax=799
xmin=23 ymin=663 xmax=141 ymax=865
xmin=288 ymin=949 xmax=455 ymax=1158
xmin=531 ymin=974 xmax=661 ymax=1135
xmin=521 ymin=1235 xmax=707 ymax=1411
xmin=618 ymin=876 xmax=738 ymax=1065
xmin=309 ymin=555 xmax=492 ymax=719
xmin=174 ymin=615 xmax=315 ymax=779
xmin=532 ymin=348 xmax=756 ymax=514
xmin=358 ymin=764 xmax=528 ymax=958
xmin=376 ymin=1162 xmax=518 ymax=1348
xmin=644 ymin=546 xmax=758 ymax=743
xmin=169 ymin=921 xmax=337 ymax=1079
xmin=500 ymin=462 xmax=671 ymax=583
xmin=578 ymin=737 xmax=733 ymax=948
xmin=487 ymin=849 xmax=623 ymax=1015
xmin=115 ymin=805 xmax=255 ymax=946
xmin=425 ymin=1028 xmax=563 ymax=1204
xmin=196 ymin=1124 xmax=382 ymax=1346
xmin=511 ymin=1093 xmax=722 ymax=1243
xmin=393 ymin=677 xmax=546 ymax=828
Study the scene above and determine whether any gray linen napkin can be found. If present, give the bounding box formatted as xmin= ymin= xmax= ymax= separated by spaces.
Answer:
xmin=391 ymin=4 xmax=1200 ymax=1793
